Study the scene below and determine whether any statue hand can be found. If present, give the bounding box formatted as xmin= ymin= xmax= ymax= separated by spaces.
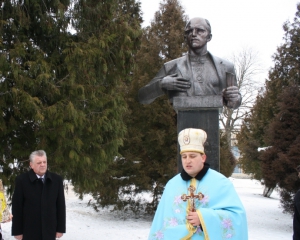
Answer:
xmin=160 ymin=73 xmax=191 ymax=91
xmin=222 ymin=86 xmax=240 ymax=104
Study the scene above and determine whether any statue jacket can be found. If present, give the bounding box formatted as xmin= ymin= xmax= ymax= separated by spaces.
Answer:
xmin=148 ymin=165 xmax=248 ymax=240
xmin=138 ymin=52 xmax=241 ymax=109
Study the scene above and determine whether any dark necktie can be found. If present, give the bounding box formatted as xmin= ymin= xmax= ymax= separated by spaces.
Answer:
xmin=39 ymin=177 xmax=45 ymax=183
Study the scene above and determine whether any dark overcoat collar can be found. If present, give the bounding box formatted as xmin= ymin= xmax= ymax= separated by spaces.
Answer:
xmin=180 ymin=162 xmax=210 ymax=181
xmin=28 ymin=169 xmax=53 ymax=182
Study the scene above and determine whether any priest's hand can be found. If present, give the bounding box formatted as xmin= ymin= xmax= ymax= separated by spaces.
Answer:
xmin=186 ymin=211 xmax=201 ymax=227
xmin=160 ymin=73 xmax=191 ymax=91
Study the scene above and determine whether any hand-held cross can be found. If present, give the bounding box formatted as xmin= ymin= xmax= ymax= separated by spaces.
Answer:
xmin=181 ymin=185 xmax=204 ymax=212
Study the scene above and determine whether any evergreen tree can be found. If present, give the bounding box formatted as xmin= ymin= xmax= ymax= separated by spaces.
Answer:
xmin=62 ymin=0 xmax=142 ymax=193
xmin=0 ymin=0 xmax=142 ymax=196
xmin=237 ymin=4 xmax=300 ymax=208
xmin=220 ymin=132 xmax=236 ymax=177
xmin=261 ymin=86 xmax=300 ymax=213
xmin=0 ymin=0 xmax=71 ymax=194
xmin=236 ymin=92 xmax=272 ymax=181
xmin=259 ymin=3 xmax=300 ymax=207
xmin=124 ymin=0 xmax=188 ymax=213
xmin=90 ymin=0 xmax=188 ymax=214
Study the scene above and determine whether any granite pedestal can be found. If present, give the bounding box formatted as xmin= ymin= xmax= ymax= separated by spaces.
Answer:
xmin=173 ymin=95 xmax=223 ymax=172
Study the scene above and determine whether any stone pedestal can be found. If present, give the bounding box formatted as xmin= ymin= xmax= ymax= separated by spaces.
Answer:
xmin=173 ymin=95 xmax=223 ymax=172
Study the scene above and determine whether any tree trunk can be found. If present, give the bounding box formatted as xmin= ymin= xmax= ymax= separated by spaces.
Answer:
xmin=263 ymin=186 xmax=274 ymax=197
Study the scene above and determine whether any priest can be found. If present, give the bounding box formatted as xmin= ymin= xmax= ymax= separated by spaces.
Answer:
xmin=148 ymin=128 xmax=248 ymax=240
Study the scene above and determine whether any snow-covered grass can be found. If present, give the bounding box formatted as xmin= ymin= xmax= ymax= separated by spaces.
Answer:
xmin=1 ymin=177 xmax=293 ymax=240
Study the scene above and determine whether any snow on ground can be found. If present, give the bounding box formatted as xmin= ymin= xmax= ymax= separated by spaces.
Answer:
xmin=1 ymin=178 xmax=293 ymax=240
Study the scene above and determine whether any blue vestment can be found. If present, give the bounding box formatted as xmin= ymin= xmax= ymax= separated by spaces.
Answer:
xmin=148 ymin=169 xmax=248 ymax=240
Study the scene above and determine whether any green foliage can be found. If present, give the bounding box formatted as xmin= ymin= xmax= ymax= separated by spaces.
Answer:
xmin=260 ymin=4 xmax=300 ymax=212
xmin=86 ymin=0 xmax=188 ymax=214
xmin=260 ymin=85 xmax=300 ymax=214
xmin=220 ymin=132 xmax=236 ymax=177
xmin=236 ymin=94 xmax=270 ymax=180
xmin=122 ymin=0 xmax=188 ymax=213
xmin=0 ymin=0 xmax=72 ymax=195
xmin=0 ymin=0 xmax=142 ymax=197
xmin=79 ymin=157 xmax=147 ymax=215
xmin=237 ymin=4 xmax=300 ymax=213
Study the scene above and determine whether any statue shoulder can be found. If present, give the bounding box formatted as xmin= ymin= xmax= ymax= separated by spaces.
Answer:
xmin=163 ymin=55 xmax=188 ymax=72
xmin=164 ymin=55 xmax=187 ymax=66
xmin=209 ymin=52 xmax=235 ymax=71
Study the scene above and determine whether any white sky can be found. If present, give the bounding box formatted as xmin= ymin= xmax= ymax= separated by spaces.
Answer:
xmin=140 ymin=0 xmax=299 ymax=82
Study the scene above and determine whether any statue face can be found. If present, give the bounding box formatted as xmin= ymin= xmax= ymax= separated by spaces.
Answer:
xmin=185 ymin=18 xmax=211 ymax=50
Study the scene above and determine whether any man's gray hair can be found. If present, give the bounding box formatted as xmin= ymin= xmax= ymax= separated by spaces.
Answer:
xmin=29 ymin=150 xmax=47 ymax=162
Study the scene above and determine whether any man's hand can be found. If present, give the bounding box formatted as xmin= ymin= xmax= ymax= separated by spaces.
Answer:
xmin=14 ymin=235 xmax=23 ymax=240
xmin=222 ymin=86 xmax=241 ymax=107
xmin=186 ymin=211 xmax=201 ymax=227
xmin=56 ymin=232 xmax=63 ymax=238
xmin=160 ymin=73 xmax=191 ymax=91
xmin=3 ymin=214 xmax=13 ymax=223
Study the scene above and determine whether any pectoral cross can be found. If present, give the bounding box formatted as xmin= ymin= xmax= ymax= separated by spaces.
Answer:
xmin=181 ymin=185 xmax=204 ymax=212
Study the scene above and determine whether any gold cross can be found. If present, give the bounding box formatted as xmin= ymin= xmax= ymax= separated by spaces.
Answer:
xmin=181 ymin=185 xmax=204 ymax=212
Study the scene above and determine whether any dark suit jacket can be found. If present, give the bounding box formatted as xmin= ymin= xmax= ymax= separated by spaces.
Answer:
xmin=12 ymin=169 xmax=66 ymax=240
xmin=294 ymin=190 xmax=300 ymax=240
xmin=138 ymin=52 xmax=241 ymax=109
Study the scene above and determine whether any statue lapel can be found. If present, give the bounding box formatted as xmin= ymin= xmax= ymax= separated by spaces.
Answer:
xmin=176 ymin=54 xmax=193 ymax=96
xmin=208 ymin=52 xmax=226 ymax=91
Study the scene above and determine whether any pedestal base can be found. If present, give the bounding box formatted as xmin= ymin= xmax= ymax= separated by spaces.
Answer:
xmin=177 ymin=110 xmax=220 ymax=172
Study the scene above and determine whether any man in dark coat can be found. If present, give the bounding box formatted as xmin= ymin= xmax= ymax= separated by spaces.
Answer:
xmin=294 ymin=189 xmax=300 ymax=240
xmin=11 ymin=150 xmax=66 ymax=240
xmin=294 ymin=165 xmax=300 ymax=240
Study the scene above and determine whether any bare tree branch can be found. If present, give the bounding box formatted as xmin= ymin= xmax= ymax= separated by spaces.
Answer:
xmin=220 ymin=47 xmax=264 ymax=147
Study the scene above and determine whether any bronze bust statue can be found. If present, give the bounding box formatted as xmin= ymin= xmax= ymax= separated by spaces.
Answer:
xmin=138 ymin=17 xmax=241 ymax=109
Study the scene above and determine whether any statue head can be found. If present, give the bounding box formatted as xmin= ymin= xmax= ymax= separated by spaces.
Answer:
xmin=184 ymin=17 xmax=212 ymax=51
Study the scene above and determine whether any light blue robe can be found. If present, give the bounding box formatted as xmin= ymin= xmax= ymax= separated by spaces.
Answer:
xmin=148 ymin=169 xmax=248 ymax=240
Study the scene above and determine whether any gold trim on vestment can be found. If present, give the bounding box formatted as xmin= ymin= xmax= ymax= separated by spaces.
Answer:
xmin=181 ymin=178 xmax=210 ymax=240
xmin=196 ymin=209 xmax=209 ymax=240
xmin=181 ymin=178 xmax=198 ymax=240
